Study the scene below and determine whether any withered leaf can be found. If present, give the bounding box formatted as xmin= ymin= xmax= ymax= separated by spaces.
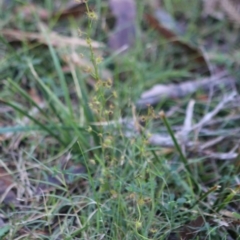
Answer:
xmin=145 ymin=11 xmax=209 ymax=71
xmin=0 ymin=167 xmax=17 ymax=205
xmin=179 ymin=216 xmax=205 ymax=239
xmin=2 ymin=28 xmax=103 ymax=49
xmin=52 ymin=1 xmax=89 ymax=20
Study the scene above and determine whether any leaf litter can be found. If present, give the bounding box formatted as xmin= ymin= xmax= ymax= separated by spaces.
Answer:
xmin=1 ymin=27 xmax=103 ymax=49
xmin=1 ymin=0 xmax=240 ymax=238
xmin=0 ymin=167 xmax=17 ymax=205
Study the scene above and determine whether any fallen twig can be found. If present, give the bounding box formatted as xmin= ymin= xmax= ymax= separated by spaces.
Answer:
xmin=136 ymin=71 xmax=235 ymax=109
xmin=191 ymin=91 xmax=237 ymax=130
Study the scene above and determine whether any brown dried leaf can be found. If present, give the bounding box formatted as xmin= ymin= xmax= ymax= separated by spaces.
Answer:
xmin=145 ymin=13 xmax=208 ymax=68
xmin=28 ymin=88 xmax=43 ymax=105
xmin=2 ymin=29 xmax=103 ymax=49
xmin=0 ymin=167 xmax=17 ymax=205
xmin=52 ymin=2 xmax=89 ymax=20
xmin=179 ymin=216 xmax=205 ymax=239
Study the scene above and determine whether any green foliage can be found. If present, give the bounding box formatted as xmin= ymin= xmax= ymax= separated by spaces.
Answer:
xmin=0 ymin=0 xmax=239 ymax=239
